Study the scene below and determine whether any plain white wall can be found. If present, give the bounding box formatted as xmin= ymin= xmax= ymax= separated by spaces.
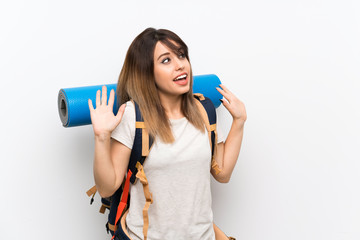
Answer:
xmin=1 ymin=0 xmax=359 ymax=239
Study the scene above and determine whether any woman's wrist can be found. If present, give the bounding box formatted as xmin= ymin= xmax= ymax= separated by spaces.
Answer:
xmin=232 ymin=118 xmax=246 ymax=128
xmin=94 ymin=131 xmax=112 ymax=142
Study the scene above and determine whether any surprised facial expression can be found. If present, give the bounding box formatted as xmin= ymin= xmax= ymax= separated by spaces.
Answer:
xmin=153 ymin=41 xmax=191 ymax=99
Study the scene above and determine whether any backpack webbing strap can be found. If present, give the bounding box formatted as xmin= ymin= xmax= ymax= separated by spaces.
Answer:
xmin=131 ymin=101 xmax=154 ymax=240
xmin=194 ymin=94 xmax=222 ymax=175
xmin=107 ymin=223 xmax=116 ymax=232
xmin=193 ymin=93 xmax=205 ymax=100
xmin=86 ymin=185 xmax=97 ymax=197
xmin=135 ymin=122 xmax=151 ymax=157
xmin=86 ymin=185 xmax=97 ymax=205
xmin=100 ymin=203 xmax=109 ymax=214
xmin=136 ymin=161 xmax=153 ymax=240
xmin=129 ymin=101 xmax=154 ymax=184
xmin=112 ymin=169 xmax=132 ymax=236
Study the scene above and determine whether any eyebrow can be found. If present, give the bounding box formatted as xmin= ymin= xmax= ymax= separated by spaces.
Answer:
xmin=157 ymin=52 xmax=170 ymax=61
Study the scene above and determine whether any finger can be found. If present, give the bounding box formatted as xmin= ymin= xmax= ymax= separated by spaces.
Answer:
xmin=115 ymin=104 xmax=126 ymax=123
xmin=216 ymin=87 xmax=231 ymax=100
xmin=219 ymin=84 xmax=232 ymax=94
xmin=220 ymin=98 xmax=231 ymax=112
xmin=96 ymin=90 xmax=101 ymax=107
xmin=88 ymin=99 xmax=94 ymax=112
xmin=101 ymin=85 xmax=107 ymax=105
xmin=108 ymin=89 xmax=115 ymax=110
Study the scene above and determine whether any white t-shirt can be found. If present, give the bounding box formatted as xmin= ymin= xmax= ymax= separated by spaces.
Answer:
xmin=111 ymin=101 xmax=224 ymax=240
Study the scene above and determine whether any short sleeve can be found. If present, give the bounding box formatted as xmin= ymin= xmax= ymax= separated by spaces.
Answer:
xmin=111 ymin=101 xmax=135 ymax=149
xmin=216 ymin=113 xmax=225 ymax=143
xmin=216 ymin=125 xmax=225 ymax=143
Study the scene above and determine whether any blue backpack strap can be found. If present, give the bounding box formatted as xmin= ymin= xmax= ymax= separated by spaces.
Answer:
xmin=193 ymin=93 xmax=222 ymax=174
xmin=106 ymin=183 xmax=124 ymax=234
xmin=128 ymin=101 xmax=154 ymax=183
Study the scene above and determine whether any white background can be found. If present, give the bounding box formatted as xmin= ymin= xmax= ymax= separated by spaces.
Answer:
xmin=1 ymin=0 xmax=359 ymax=239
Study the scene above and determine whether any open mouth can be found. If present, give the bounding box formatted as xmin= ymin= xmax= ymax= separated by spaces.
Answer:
xmin=173 ymin=73 xmax=188 ymax=81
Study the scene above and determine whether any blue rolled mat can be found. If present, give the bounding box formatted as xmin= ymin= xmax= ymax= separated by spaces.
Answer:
xmin=58 ymin=74 xmax=222 ymax=127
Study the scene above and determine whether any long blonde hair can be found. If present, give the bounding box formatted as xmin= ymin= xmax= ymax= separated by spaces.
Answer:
xmin=117 ymin=28 xmax=204 ymax=143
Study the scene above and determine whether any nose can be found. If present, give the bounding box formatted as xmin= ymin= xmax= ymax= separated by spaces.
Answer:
xmin=174 ymin=58 xmax=184 ymax=71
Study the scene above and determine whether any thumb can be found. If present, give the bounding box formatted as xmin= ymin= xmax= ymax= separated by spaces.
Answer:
xmin=88 ymin=99 xmax=94 ymax=112
xmin=115 ymin=104 xmax=126 ymax=123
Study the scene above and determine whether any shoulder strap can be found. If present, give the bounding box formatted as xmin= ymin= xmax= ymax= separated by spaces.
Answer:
xmin=111 ymin=100 xmax=155 ymax=237
xmin=125 ymin=100 xmax=154 ymax=240
xmin=193 ymin=93 xmax=222 ymax=175
xmin=128 ymin=101 xmax=154 ymax=184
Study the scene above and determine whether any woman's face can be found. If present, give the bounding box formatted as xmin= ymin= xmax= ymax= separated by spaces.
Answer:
xmin=153 ymin=41 xmax=191 ymax=99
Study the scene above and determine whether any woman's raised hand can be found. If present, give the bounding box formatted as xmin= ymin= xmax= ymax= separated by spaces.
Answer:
xmin=217 ymin=84 xmax=247 ymax=123
xmin=88 ymin=86 xmax=126 ymax=137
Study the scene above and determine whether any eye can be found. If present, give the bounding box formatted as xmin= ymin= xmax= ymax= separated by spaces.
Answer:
xmin=161 ymin=57 xmax=170 ymax=64
xmin=178 ymin=53 xmax=185 ymax=59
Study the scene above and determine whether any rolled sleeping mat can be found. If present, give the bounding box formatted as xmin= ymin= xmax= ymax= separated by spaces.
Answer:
xmin=58 ymin=74 xmax=222 ymax=127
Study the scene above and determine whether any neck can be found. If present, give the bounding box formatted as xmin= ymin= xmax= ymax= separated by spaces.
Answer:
xmin=158 ymin=93 xmax=184 ymax=119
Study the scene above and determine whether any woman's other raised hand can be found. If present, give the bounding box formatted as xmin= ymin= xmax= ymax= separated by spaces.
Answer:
xmin=216 ymin=84 xmax=247 ymax=124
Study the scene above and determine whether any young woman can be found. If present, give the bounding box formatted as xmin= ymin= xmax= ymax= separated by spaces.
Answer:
xmin=88 ymin=28 xmax=247 ymax=240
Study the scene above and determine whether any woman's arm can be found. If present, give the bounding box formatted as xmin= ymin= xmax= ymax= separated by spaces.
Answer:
xmin=93 ymin=135 xmax=131 ymax=197
xmin=89 ymin=86 xmax=129 ymax=197
xmin=211 ymin=84 xmax=247 ymax=183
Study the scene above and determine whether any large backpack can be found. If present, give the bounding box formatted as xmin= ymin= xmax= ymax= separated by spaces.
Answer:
xmin=87 ymin=94 xmax=222 ymax=239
